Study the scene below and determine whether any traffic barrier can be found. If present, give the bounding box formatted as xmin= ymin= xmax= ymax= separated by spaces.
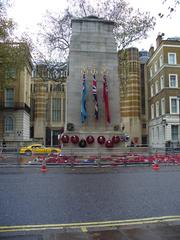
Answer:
xmin=152 ymin=163 xmax=160 ymax=170
xmin=41 ymin=160 xmax=47 ymax=172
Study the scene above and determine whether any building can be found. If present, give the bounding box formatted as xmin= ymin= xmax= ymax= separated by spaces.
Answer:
xmin=118 ymin=48 xmax=141 ymax=145
xmin=31 ymin=63 xmax=67 ymax=146
xmin=147 ymin=35 xmax=180 ymax=149
xmin=139 ymin=50 xmax=149 ymax=145
xmin=118 ymin=48 xmax=149 ymax=146
xmin=0 ymin=43 xmax=32 ymax=145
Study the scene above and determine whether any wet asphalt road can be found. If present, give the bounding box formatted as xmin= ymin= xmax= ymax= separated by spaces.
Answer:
xmin=0 ymin=165 xmax=180 ymax=227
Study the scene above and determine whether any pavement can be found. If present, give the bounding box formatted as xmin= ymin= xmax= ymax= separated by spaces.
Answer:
xmin=1 ymin=216 xmax=180 ymax=239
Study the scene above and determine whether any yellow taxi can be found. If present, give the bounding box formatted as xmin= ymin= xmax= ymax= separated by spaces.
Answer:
xmin=19 ymin=144 xmax=61 ymax=156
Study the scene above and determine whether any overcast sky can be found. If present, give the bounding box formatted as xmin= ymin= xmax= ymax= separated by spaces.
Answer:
xmin=7 ymin=0 xmax=180 ymax=51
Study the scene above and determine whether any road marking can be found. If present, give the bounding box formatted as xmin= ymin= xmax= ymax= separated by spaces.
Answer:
xmin=81 ymin=226 xmax=87 ymax=232
xmin=0 ymin=215 xmax=180 ymax=233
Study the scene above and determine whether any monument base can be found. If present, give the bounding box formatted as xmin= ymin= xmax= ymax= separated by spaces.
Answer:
xmin=61 ymin=131 xmax=128 ymax=157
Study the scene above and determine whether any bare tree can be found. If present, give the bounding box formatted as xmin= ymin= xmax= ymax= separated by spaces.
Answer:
xmin=38 ymin=0 xmax=156 ymax=60
xmin=159 ymin=0 xmax=180 ymax=17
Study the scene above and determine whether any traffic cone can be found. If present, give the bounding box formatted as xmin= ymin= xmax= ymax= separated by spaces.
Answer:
xmin=41 ymin=160 xmax=47 ymax=173
xmin=152 ymin=163 xmax=160 ymax=170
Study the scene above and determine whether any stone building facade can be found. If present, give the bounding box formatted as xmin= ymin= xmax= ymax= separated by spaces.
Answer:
xmin=147 ymin=35 xmax=180 ymax=149
xmin=0 ymin=43 xmax=32 ymax=145
xmin=30 ymin=64 xmax=67 ymax=146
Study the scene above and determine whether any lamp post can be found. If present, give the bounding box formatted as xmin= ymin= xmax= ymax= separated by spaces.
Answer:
xmin=161 ymin=119 xmax=168 ymax=148
xmin=178 ymin=96 xmax=180 ymax=143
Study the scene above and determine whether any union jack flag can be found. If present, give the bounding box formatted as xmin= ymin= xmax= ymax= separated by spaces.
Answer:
xmin=92 ymin=73 xmax=98 ymax=120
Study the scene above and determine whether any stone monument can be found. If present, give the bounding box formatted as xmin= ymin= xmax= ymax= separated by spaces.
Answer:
xmin=63 ymin=16 xmax=126 ymax=151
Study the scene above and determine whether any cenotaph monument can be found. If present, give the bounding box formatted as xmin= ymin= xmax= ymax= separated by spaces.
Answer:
xmin=63 ymin=16 xmax=126 ymax=150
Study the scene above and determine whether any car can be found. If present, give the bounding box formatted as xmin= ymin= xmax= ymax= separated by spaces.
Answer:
xmin=19 ymin=144 xmax=61 ymax=156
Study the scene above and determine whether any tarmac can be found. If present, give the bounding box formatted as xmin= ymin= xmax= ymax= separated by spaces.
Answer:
xmin=1 ymin=157 xmax=180 ymax=239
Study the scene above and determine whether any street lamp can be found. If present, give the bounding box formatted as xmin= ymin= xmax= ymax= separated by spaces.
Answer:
xmin=178 ymin=96 xmax=180 ymax=143
xmin=161 ymin=118 xmax=168 ymax=149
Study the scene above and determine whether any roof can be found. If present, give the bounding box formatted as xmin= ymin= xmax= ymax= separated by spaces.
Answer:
xmin=71 ymin=15 xmax=115 ymax=26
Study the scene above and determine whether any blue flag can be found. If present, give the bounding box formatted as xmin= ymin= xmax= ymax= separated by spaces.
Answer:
xmin=81 ymin=72 xmax=88 ymax=123
xmin=92 ymin=74 xmax=98 ymax=120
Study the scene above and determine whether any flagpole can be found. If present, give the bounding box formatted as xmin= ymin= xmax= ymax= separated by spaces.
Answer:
xmin=80 ymin=68 xmax=88 ymax=128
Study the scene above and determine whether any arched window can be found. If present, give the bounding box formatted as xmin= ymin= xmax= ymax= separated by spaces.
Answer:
xmin=4 ymin=117 xmax=13 ymax=132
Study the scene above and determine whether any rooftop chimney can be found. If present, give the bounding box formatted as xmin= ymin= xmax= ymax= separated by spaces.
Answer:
xmin=149 ymin=45 xmax=154 ymax=57
xmin=156 ymin=33 xmax=164 ymax=48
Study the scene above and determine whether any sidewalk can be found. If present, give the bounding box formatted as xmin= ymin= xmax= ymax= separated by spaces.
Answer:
xmin=1 ymin=218 xmax=180 ymax=239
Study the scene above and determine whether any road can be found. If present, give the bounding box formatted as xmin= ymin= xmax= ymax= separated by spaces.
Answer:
xmin=1 ymin=165 xmax=180 ymax=228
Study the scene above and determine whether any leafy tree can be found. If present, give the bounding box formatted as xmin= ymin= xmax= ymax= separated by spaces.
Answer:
xmin=0 ymin=42 xmax=32 ymax=89
xmin=39 ymin=0 xmax=156 ymax=60
xmin=0 ymin=0 xmax=15 ymax=42
xmin=0 ymin=1 xmax=33 ymax=89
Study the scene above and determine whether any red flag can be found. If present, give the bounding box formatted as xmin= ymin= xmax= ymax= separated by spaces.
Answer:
xmin=103 ymin=75 xmax=110 ymax=123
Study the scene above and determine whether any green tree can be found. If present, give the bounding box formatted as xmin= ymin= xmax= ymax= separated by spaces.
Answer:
xmin=0 ymin=1 xmax=33 ymax=89
xmin=39 ymin=0 xmax=156 ymax=60
xmin=0 ymin=0 xmax=15 ymax=41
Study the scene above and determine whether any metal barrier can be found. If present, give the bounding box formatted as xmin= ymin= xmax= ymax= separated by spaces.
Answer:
xmin=0 ymin=146 xmax=20 ymax=163
xmin=1 ymin=146 xmax=180 ymax=167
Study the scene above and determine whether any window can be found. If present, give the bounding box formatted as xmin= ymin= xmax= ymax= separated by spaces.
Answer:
xmin=154 ymin=61 xmax=158 ymax=72
xmin=151 ymin=104 xmax=154 ymax=119
xmin=159 ymin=55 xmax=163 ymax=67
xmin=53 ymin=83 xmax=61 ymax=91
xmin=155 ymin=81 xmax=159 ymax=94
xmin=152 ymin=128 xmax=154 ymax=141
xmin=5 ymin=67 xmax=16 ymax=79
xmin=4 ymin=116 xmax=13 ymax=132
xmin=63 ymin=98 xmax=65 ymax=121
xmin=168 ymin=53 xmax=176 ymax=64
xmin=171 ymin=125 xmax=178 ymax=141
xmin=160 ymin=75 xmax=164 ymax=89
xmin=5 ymin=88 xmax=14 ymax=107
xmin=52 ymin=98 xmax=61 ymax=121
xmin=169 ymin=74 xmax=178 ymax=88
xmin=170 ymin=97 xmax=179 ymax=114
xmin=161 ymin=98 xmax=165 ymax=115
xmin=163 ymin=125 xmax=165 ymax=140
xmin=151 ymin=85 xmax=154 ymax=97
xmin=157 ymin=126 xmax=159 ymax=140
xmin=150 ymin=67 xmax=153 ymax=78
xmin=156 ymin=101 xmax=159 ymax=117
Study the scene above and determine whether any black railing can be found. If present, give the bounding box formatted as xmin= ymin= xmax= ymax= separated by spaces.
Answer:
xmin=0 ymin=102 xmax=31 ymax=114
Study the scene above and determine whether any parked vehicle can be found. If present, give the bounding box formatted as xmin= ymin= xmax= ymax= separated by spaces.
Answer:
xmin=19 ymin=144 xmax=61 ymax=156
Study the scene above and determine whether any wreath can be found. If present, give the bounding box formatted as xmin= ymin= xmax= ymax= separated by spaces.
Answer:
xmin=97 ymin=136 xmax=106 ymax=144
xmin=79 ymin=139 xmax=87 ymax=148
xmin=112 ymin=135 xmax=120 ymax=144
xmin=61 ymin=135 xmax=69 ymax=143
xmin=105 ymin=139 xmax=114 ymax=148
xmin=71 ymin=135 xmax=79 ymax=144
xmin=67 ymin=122 xmax=74 ymax=131
xmin=113 ymin=125 xmax=119 ymax=131
xmin=86 ymin=135 xmax=94 ymax=144
xmin=125 ymin=135 xmax=130 ymax=142
xmin=120 ymin=136 xmax=125 ymax=142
